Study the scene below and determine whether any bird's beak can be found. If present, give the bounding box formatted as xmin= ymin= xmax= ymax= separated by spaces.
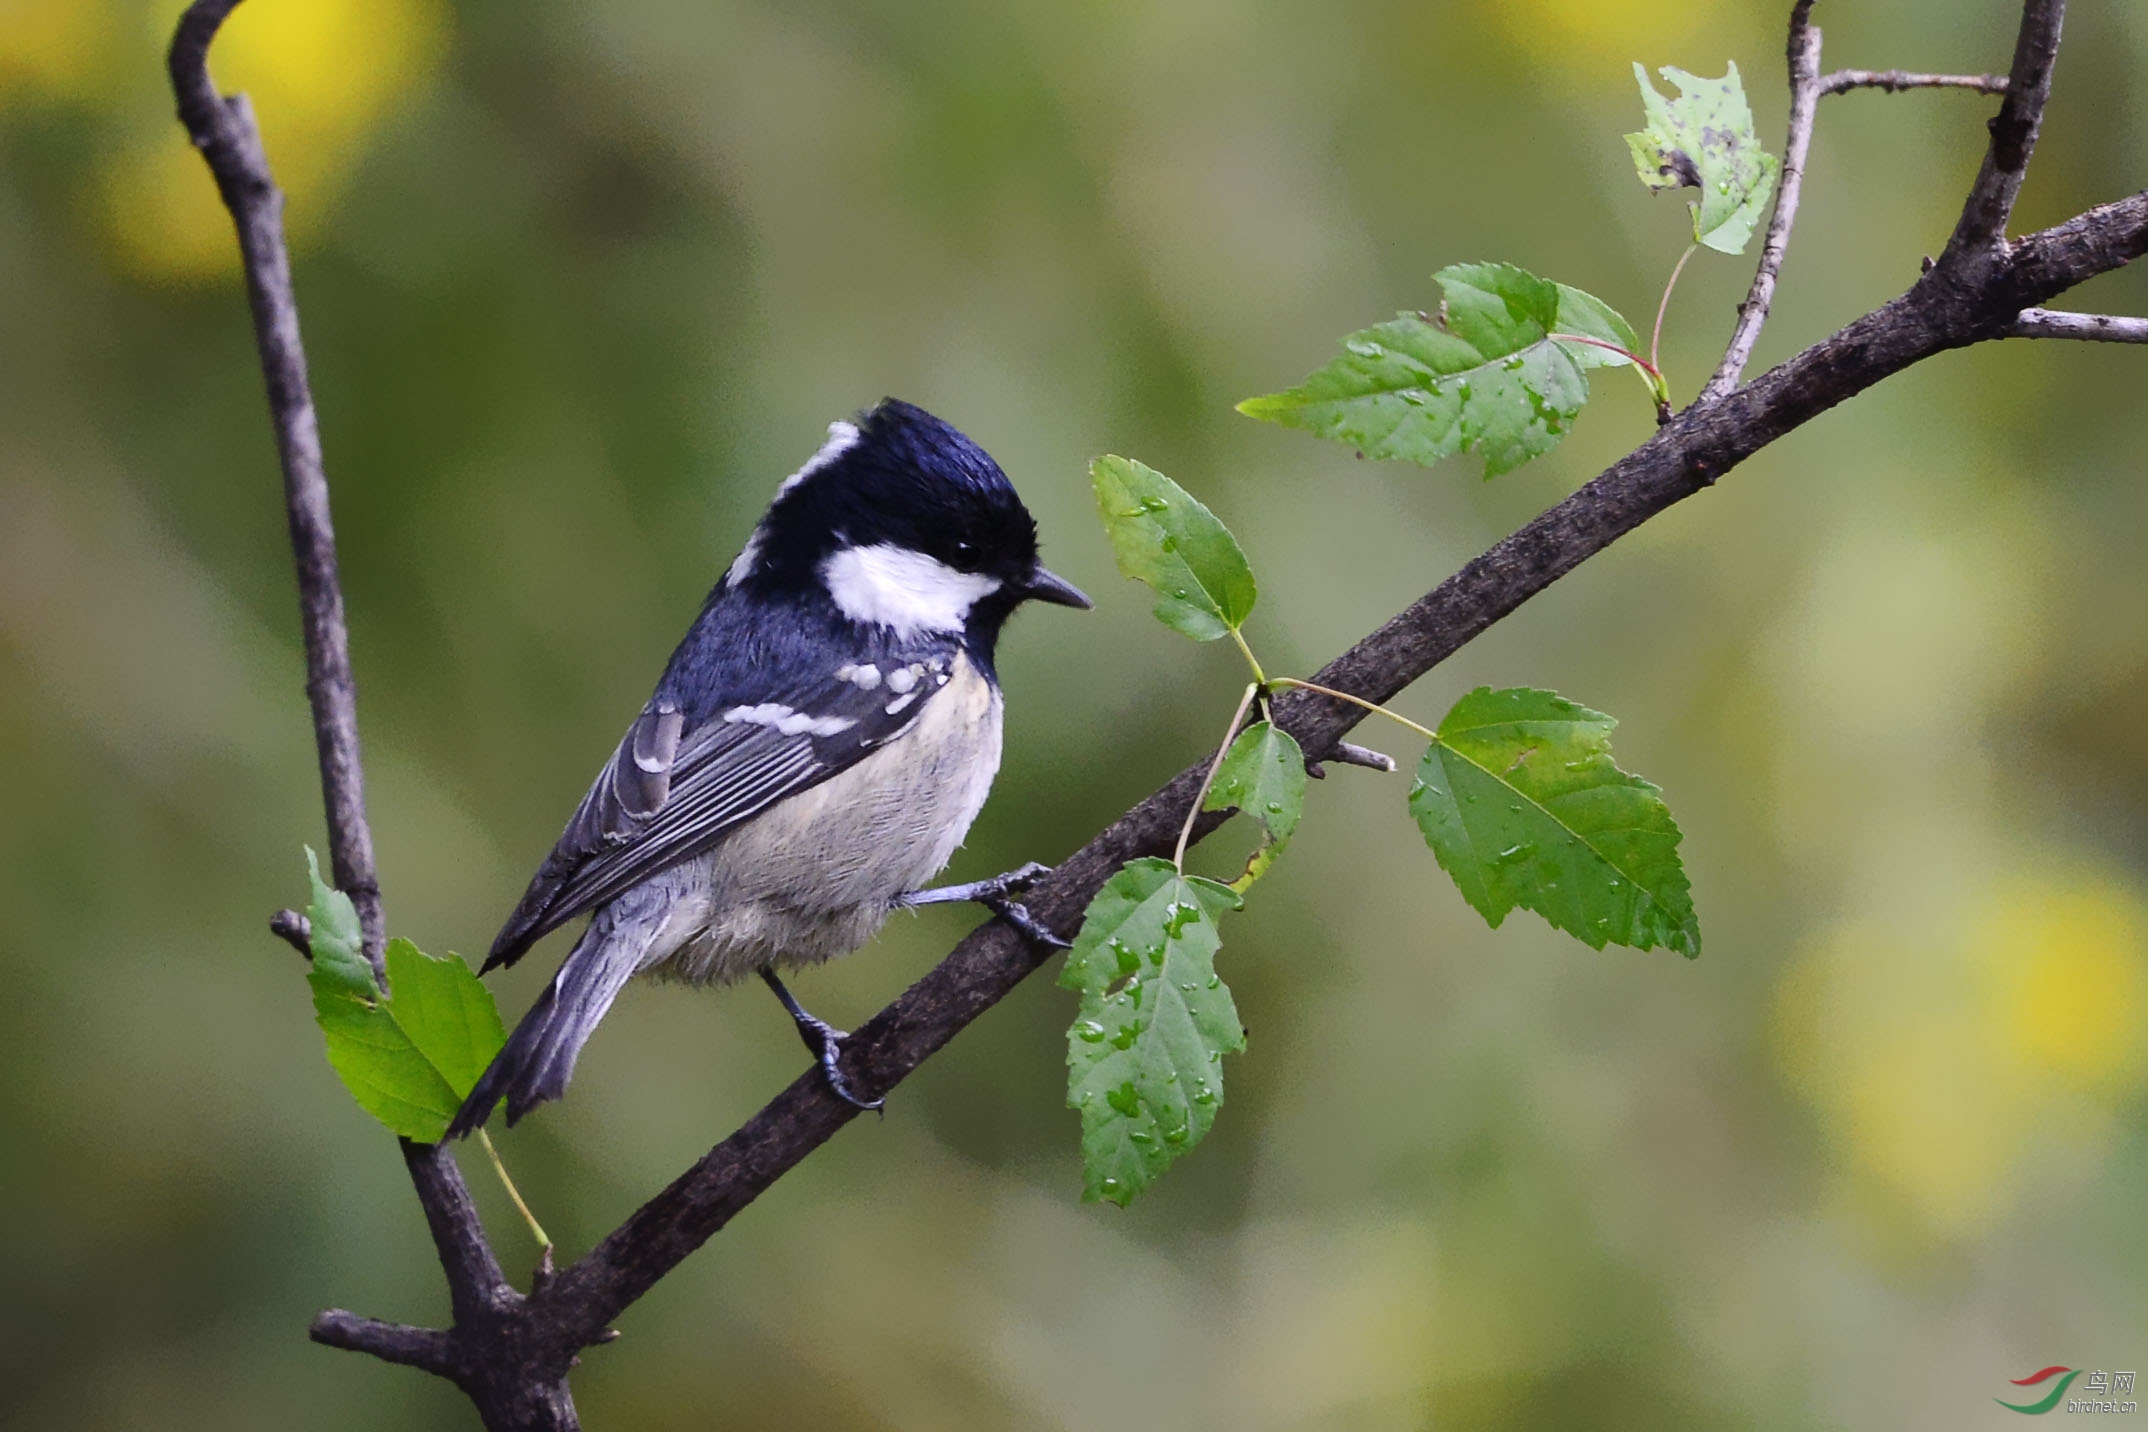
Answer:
xmin=1024 ymin=565 xmax=1092 ymax=610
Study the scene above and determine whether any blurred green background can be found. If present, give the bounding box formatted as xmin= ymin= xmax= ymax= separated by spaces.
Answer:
xmin=5 ymin=0 xmax=2147 ymax=1427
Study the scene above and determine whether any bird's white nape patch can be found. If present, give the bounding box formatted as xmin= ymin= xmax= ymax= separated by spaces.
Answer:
xmin=726 ymin=420 xmax=864 ymax=588
xmin=821 ymin=543 xmax=1001 ymax=638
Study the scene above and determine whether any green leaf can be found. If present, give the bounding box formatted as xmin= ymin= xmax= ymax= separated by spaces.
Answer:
xmin=1625 ymin=62 xmax=1780 ymax=255
xmin=304 ymin=846 xmax=372 ymax=997
xmin=1203 ymin=720 xmax=1307 ymax=889
xmin=1409 ymin=687 xmax=1699 ymax=957
xmin=1060 ymin=858 xmax=1245 ymax=1205
xmin=1236 ymin=264 xmax=1638 ymax=478
xmin=1090 ymin=455 xmax=1257 ymax=641
xmin=301 ymin=857 xmax=506 ymax=1142
xmin=1550 ymin=281 xmax=1645 ymax=371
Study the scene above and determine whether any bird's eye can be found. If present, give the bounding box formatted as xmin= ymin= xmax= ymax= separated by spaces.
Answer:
xmin=952 ymin=539 xmax=978 ymax=563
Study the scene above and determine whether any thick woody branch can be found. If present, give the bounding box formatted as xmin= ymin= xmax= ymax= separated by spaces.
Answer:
xmin=1819 ymin=69 xmax=2009 ymax=98
xmin=526 ymin=183 xmax=2148 ymax=1350
xmin=177 ymin=0 xmax=2146 ymax=1418
xmin=1941 ymin=0 xmax=2067 ymax=270
xmin=1704 ymin=0 xmax=1823 ymax=401
xmin=2003 ymin=307 xmax=2148 ymax=343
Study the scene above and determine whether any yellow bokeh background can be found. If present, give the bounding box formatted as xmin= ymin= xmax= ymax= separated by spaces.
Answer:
xmin=1780 ymin=874 xmax=2148 ymax=1240
xmin=1 ymin=0 xmax=447 ymax=281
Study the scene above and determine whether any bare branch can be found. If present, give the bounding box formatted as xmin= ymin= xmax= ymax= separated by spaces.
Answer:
xmin=269 ymin=908 xmax=312 ymax=957
xmin=170 ymin=0 xmax=386 ymax=975
xmin=168 ymin=3 xmax=538 ymax=1425
xmin=1704 ymin=0 xmax=1824 ymax=401
xmin=2003 ymin=307 xmax=2148 ymax=343
xmin=1940 ymin=0 xmax=2067 ymax=269
xmin=1306 ymin=740 xmax=1398 ymax=778
xmin=311 ymin=1311 xmax=459 ymax=1376
xmin=1819 ymin=69 xmax=2009 ymax=97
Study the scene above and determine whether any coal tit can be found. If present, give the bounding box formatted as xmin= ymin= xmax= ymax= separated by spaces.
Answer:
xmin=448 ymin=399 xmax=1089 ymax=1135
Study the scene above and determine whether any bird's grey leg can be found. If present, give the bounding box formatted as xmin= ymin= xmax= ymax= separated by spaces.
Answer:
xmin=894 ymin=862 xmax=1070 ymax=949
xmin=760 ymin=968 xmax=883 ymax=1112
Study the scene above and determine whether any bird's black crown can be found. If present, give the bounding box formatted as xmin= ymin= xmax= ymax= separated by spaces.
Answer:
xmin=742 ymin=398 xmax=1041 ymax=595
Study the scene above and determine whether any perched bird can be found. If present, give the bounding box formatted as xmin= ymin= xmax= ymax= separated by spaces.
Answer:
xmin=447 ymin=399 xmax=1089 ymax=1136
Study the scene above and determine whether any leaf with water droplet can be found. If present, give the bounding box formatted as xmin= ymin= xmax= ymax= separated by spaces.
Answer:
xmin=1236 ymin=265 xmax=1640 ymax=478
xmin=1090 ymin=455 xmax=1257 ymax=641
xmin=302 ymin=849 xmax=508 ymax=1142
xmin=1203 ymin=720 xmax=1308 ymax=891
xmin=1625 ymin=62 xmax=1779 ymax=254
xmin=1407 ymin=688 xmax=1700 ymax=957
xmin=1061 ymin=857 xmax=1245 ymax=1205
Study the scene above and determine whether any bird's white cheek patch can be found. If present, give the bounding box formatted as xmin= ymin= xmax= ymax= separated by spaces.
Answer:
xmin=821 ymin=543 xmax=1001 ymax=638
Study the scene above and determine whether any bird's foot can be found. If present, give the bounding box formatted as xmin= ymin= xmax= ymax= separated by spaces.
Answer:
xmin=760 ymin=968 xmax=883 ymax=1113
xmin=895 ymin=863 xmax=1070 ymax=948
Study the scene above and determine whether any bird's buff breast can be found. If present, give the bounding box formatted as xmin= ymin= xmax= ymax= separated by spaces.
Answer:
xmin=638 ymin=652 xmax=1003 ymax=985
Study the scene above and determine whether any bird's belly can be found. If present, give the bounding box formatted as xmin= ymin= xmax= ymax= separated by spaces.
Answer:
xmin=642 ymin=656 xmax=1004 ymax=985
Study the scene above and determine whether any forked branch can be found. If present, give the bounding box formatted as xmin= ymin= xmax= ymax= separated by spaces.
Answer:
xmin=171 ymin=0 xmax=2143 ymax=1427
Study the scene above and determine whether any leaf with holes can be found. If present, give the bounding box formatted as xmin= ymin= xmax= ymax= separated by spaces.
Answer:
xmin=1203 ymin=720 xmax=1307 ymax=890
xmin=304 ymin=853 xmax=506 ymax=1141
xmin=1409 ymin=687 xmax=1699 ymax=956
xmin=1626 ymin=63 xmax=1779 ymax=254
xmin=1061 ymin=858 xmax=1245 ymax=1205
xmin=1236 ymin=264 xmax=1641 ymax=477
xmin=1091 ymin=455 xmax=1257 ymax=641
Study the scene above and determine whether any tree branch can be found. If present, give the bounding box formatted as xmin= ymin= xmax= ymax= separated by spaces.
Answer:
xmin=2003 ymin=307 xmax=2148 ymax=342
xmin=524 ymin=183 xmax=2148 ymax=1354
xmin=1940 ymin=0 xmax=2067 ymax=270
xmin=1819 ymin=69 xmax=2009 ymax=97
xmin=1704 ymin=0 xmax=1824 ymax=401
xmin=175 ymin=0 xmax=2147 ymax=1419
xmin=170 ymin=0 xmax=386 ymax=975
xmin=311 ymin=1311 xmax=459 ymax=1376
xmin=167 ymin=3 xmax=553 ymax=1427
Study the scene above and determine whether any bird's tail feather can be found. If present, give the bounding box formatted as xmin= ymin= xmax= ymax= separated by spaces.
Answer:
xmin=446 ymin=916 xmax=651 ymax=1139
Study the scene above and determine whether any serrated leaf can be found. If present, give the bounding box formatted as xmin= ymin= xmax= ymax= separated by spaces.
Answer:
xmin=1625 ymin=62 xmax=1780 ymax=255
xmin=301 ymin=857 xmax=506 ymax=1142
xmin=1203 ymin=720 xmax=1307 ymax=889
xmin=1409 ymin=687 xmax=1699 ymax=957
xmin=1090 ymin=455 xmax=1257 ymax=641
xmin=1060 ymin=858 xmax=1244 ymax=1205
xmin=304 ymin=846 xmax=372 ymax=996
xmin=1237 ymin=264 xmax=1638 ymax=478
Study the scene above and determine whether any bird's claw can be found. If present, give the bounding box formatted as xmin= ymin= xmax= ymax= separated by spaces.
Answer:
xmin=806 ymin=1022 xmax=884 ymax=1113
xmin=985 ymin=894 xmax=1071 ymax=949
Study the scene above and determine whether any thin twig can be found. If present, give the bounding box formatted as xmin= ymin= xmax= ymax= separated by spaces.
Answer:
xmin=1940 ymin=0 xmax=2068 ymax=270
xmin=269 ymin=908 xmax=312 ymax=958
xmin=2003 ymin=307 xmax=2148 ymax=343
xmin=1307 ymin=741 xmax=1398 ymax=778
xmin=1704 ymin=0 xmax=1824 ymax=401
xmin=170 ymin=0 xmax=386 ymax=977
xmin=168 ymin=2 xmax=546 ymax=1425
xmin=310 ymin=1311 xmax=459 ymax=1376
xmin=1820 ymin=68 xmax=2008 ymax=97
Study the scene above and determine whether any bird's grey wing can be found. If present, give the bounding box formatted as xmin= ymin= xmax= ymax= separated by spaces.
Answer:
xmin=484 ymin=670 xmax=942 ymax=970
